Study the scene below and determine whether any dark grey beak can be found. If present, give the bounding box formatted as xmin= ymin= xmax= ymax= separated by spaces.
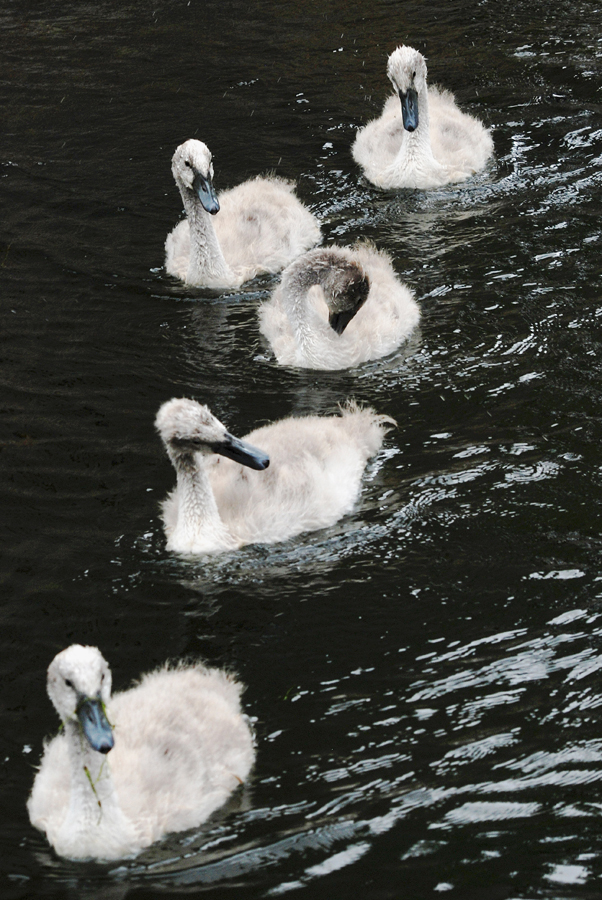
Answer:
xmin=400 ymin=88 xmax=419 ymax=132
xmin=329 ymin=307 xmax=361 ymax=336
xmin=328 ymin=279 xmax=370 ymax=336
xmin=211 ymin=432 xmax=270 ymax=471
xmin=77 ymin=697 xmax=114 ymax=754
xmin=193 ymin=171 xmax=220 ymax=215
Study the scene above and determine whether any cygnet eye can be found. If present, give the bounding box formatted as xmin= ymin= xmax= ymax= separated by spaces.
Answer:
xmin=412 ymin=70 xmax=416 ymax=79
xmin=184 ymin=160 xmax=192 ymax=168
xmin=65 ymin=678 xmax=74 ymax=690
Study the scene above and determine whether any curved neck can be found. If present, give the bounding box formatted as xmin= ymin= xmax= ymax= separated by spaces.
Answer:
xmin=178 ymin=183 xmax=233 ymax=286
xmin=168 ymin=449 xmax=236 ymax=553
xmin=283 ymin=276 xmax=347 ymax=368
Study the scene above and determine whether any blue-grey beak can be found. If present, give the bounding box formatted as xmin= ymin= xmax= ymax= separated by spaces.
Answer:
xmin=193 ymin=171 xmax=220 ymax=215
xmin=211 ymin=432 xmax=270 ymax=471
xmin=400 ymin=88 xmax=419 ymax=132
xmin=77 ymin=697 xmax=114 ymax=754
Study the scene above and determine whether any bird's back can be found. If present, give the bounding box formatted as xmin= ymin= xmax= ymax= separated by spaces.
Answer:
xmin=428 ymin=86 xmax=493 ymax=177
xmin=109 ymin=665 xmax=254 ymax=837
xmin=214 ymin=176 xmax=320 ymax=274
xmin=208 ymin=406 xmax=393 ymax=544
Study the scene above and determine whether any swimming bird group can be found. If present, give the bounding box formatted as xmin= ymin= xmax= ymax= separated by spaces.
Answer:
xmin=27 ymin=44 xmax=494 ymax=862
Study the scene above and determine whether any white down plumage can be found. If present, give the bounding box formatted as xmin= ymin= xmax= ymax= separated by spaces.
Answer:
xmin=27 ymin=645 xmax=255 ymax=860
xmin=353 ymin=45 xmax=493 ymax=189
xmin=165 ymin=139 xmax=321 ymax=288
xmin=155 ymin=397 xmax=394 ymax=554
xmin=259 ymin=242 xmax=420 ymax=370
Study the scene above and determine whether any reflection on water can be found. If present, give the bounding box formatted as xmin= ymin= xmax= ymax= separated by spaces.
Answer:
xmin=2 ymin=0 xmax=602 ymax=897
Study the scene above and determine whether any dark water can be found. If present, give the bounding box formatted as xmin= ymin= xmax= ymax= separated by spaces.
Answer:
xmin=2 ymin=0 xmax=602 ymax=897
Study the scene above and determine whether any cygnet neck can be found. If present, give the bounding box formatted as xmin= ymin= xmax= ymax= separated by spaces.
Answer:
xmin=178 ymin=182 xmax=234 ymax=287
xmin=399 ymin=82 xmax=432 ymax=154
xmin=282 ymin=269 xmax=339 ymax=361
xmin=169 ymin=448 xmax=236 ymax=553
xmin=388 ymin=83 xmax=443 ymax=186
xmin=63 ymin=717 xmax=119 ymax=831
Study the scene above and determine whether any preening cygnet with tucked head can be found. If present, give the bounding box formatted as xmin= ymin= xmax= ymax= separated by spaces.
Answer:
xmin=165 ymin=139 xmax=321 ymax=288
xmin=155 ymin=397 xmax=394 ymax=555
xmin=353 ymin=45 xmax=493 ymax=189
xmin=259 ymin=242 xmax=420 ymax=370
xmin=27 ymin=645 xmax=255 ymax=861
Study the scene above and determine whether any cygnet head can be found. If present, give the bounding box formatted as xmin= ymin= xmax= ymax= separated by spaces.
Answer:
xmin=156 ymin=398 xmax=270 ymax=471
xmin=47 ymin=645 xmax=114 ymax=754
xmin=387 ymin=46 xmax=428 ymax=132
xmin=324 ymin=261 xmax=370 ymax=335
xmin=171 ymin=139 xmax=220 ymax=215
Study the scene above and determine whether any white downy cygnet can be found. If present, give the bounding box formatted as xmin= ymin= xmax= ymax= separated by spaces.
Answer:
xmin=27 ymin=644 xmax=255 ymax=861
xmin=155 ymin=397 xmax=395 ymax=554
xmin=259 ymin=242 xmax=420 ymax=369
xmin=352 ymin=45 xmax=493 ymax=189
xmin=165 ymin=139 xmax=321 ymax=288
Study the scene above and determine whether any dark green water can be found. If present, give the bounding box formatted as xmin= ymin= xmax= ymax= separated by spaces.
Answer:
xmin=2 ymin=0 xmax=602 ymax=897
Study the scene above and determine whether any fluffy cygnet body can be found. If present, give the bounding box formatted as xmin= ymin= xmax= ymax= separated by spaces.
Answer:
xmin=352 ymin=45 xmax=493 ymax=189
xmin=155 ymin=397 xmax=394 ymax=554
xmin=165 ymin=139 xmax=321 ymax=288
xmin=259 ymin=243 xmax=420 ymax=370
xmin=27 ymin=645 xmax=254 ymax=861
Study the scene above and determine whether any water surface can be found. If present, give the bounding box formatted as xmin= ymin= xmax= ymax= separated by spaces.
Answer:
xmin=2 ymin=0 xmax=602 ymax=897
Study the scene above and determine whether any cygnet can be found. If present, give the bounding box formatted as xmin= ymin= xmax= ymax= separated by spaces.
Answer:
xmin=155 ymin=397 xmax=395 ymax=554
xmin=165 ymin=139 xmax=321 ymax=288
xmin=352 ymin=45 xmax=493 ymax=189
xmin=259 ymin=242 xmax=420 ymax=369
xmin=27 ymin=644 xmax=255 ymax=861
